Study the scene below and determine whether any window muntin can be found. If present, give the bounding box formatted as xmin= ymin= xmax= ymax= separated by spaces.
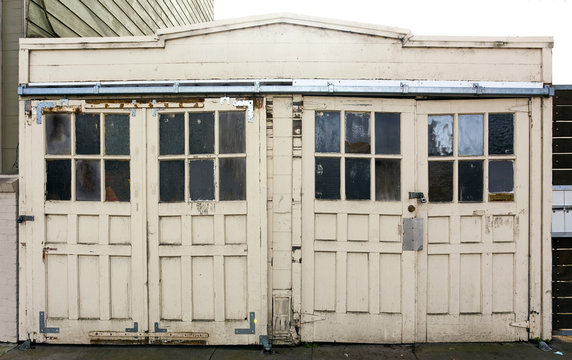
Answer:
xmin=158 ymin=111 xmax=246 ymax=203
xmin=427 ymin=113 xmax=515 ymax=203
xmin=45 ymin=112 xmax=131 ymax=202
xmin=314 ymin=111 xmax=401 ymax=201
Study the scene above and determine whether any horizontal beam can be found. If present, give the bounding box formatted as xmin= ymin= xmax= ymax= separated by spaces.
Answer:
xmin=18 ymin=79 xmax=554 ymax=97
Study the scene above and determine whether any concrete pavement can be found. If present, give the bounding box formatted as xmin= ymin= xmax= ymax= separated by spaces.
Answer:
xmin=0 ymin=339 xmax=570 ymax=359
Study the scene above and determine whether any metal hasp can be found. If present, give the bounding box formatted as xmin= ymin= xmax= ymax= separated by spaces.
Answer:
xmin=235 ymin=312 xmax=256 ymax=334
xmin=259 ymin=335 xmax=272 ymax=351
xmin=17 ymin=215 xmax=34 ymax=223
xmin=409 ymin=192 xmax=427 ymax=203
xmin=154 ymin=322 xmax=167 ymax=333
xmin=39 ymin=311 xmax=59 ymax=334
xmin=125 ymin=322 xmax=138 ymax=333
xmin=403 ymin=218 xmax=423 ymax=251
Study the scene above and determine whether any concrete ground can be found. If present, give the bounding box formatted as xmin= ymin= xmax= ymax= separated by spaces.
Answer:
xmin=0 ymin=339 xmax=570 ymax=359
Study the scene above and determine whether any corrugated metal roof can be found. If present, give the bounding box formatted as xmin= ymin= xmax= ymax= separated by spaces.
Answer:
xmin=26 ymin=0 xmax=214 ymax=37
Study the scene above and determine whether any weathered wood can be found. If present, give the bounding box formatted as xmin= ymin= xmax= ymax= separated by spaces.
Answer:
xmin=553 ymin=121 xmax=572 ymax=137
xmin=554 ymin=90 xmax=572 ymax=106
xmin=553 ymin=314 xmax=572 ymax=330
xmin=554 ymin=170 xmax=572 ymax=186
xmin=553 ymin=250 xmax=572 ymax=265
xmin=553 ymin=282 xmax=572 ymax=297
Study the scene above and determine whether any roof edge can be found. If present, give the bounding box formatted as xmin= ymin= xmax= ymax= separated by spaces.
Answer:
xmin=406 ymin=35 xmax=554 ymax=49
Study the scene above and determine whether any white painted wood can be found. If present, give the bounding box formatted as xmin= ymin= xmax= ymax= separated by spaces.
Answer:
xmin=301 ymin=97 xmax=416 ymax=343
xmin=416 ymin=99 xmax=530 ymax=342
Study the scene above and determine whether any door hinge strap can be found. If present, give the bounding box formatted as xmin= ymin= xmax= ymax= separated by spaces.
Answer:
xmin=154 ymin=322 xmax=167 ymax=333
xmin=17 ymin=215 xmax=34 ymax=224
xmin=509 ymin=320 xmax=529 ymax=328
xmin=235 ymin=312 xmax=256 ymax=334
xmin=125 ymin=322 xmax=138 ymax=333
xmin=39 ymin=311 xmax=59 ymax=334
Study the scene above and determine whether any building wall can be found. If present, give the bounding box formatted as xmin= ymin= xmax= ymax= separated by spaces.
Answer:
xmin=0 ymin=176 xmax=18 ymax=342
xmin=1 ymin=0 xmax=23 ymax=174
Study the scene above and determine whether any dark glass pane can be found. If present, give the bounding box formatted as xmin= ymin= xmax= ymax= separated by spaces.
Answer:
xmin=345 ymin=112 xmax=370 ymax=154
xmin=458 ymin=161 xmax=483 ymax=202
xmin=428 ymin=161 xmax=453 ymax=202
xmin=428 ymin=115 xmax=453 ymax=156
xmin=76 ymin=160 xmax=101 ymax=201
xmin=75 ymin=113 xmax=100 ymax=155
xmin=189 ymin=160 xmax=214 ymax=201
xmin=489 ymin=161 xmax=514 ymax=193
xmin=489 ymin=113 xmax=514 ymax=155
xmin=458 ymin=114 xmax=483 ymax=156
xmin=345 ymin=158 xmax=370 ymax=200
xmin=315 ymin=111 xmax=340 ymax=153
xmin=46 ymin=113 xmax=71 ymax=155
xmin=375 ymin=159 xmax=400 ymax=201
xmin=160 ymin=160 xmax=184 ymax=202
xmin=105 ymin=160 xmax=130 ymax=202
xmin=160 ymin=113 xmax=184 ymax=155
xmin=46 ymin=160 xmax=71 ymax=200
xmin=189 ymin=112 xmax=215 ymax=154
xmin=219 ymin=112 xmax=245 ymax=154
xmin=315 ymin=157 xmax=340 ymax=199
xmin=219 ymin=158 xmax=246 ymax=201
xmin=375 ymin=113 xmax=400 ymax=155
xmin=105 ymin=114 xmax=130 ymax=155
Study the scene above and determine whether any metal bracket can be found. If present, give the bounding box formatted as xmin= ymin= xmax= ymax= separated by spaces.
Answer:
xmin=400 ymin=82 xmax=409 ymax=94
xmin=220 ymin=96 xmax=231 ymax=105
xmin=235 ymin=312 xmax=256 ymax=334
xmin=154 ymin=322 xmax=167 ymax=333
xmin=327 ymin=81 xmax=335 ymax=93
xmin=131 ymin=100 xmax=137 ymax=116
xmin=35 ymin=102 xmax=57 ymax=124
xmin=473 ymin=82 xmax=484 ymax=95
xmin=259 ymin=335 xmax=271 ymax=351
xmin=233 ymin=100 xmax=254 ymax=123
xmin=151 ymin=100 xmax=164 ymax=117
xmin=39 ymin=311 xmax=59 ymax=334
xmin=125 ymin=322 xmax=138 ymax=333
xmin=17 ymin=215 xmax=34 ymax=224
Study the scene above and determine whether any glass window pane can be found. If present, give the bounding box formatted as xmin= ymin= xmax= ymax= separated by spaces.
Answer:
xmin=428 ymin=161 xmax=453 ymax=202
xmin=315 ymin=157 xmax=340 ymax=200
xmin=46 ymin=113 xmax=71 ymax=155
xmin=345 ymin=112 xmax=370 ymax=154
xmin=105 ymin=114 xmax=130 ymax=155
xmin=375 ymin=159 xmax=400 ymax=201
xmin=189 ymin=112 xmax=215 ymax=154
xmin=76 ymin=160 xmax=101 ymax=201
xmin=160 ymin=113 xmax=184 ymax=155
xmin=458 ymin=161 xmax=483 ymax=202
xmin=46 ymin=160 xmax=71 ymax=200
xmin=189 ymin=160 xmax=215 ymax=201
xmin=375 ymin=113 xmax=400 ymax=155
xmin=428 ymin=115 xmax=453 ymax=156
xmin=75 ymin=113 xmax=100 ymax=155
xmin=220 ymin=158 xmax=246 ymax=201
xmin=160 ymin=160 xmax=185 ymax=202
xmin=105 ymin=160 xmax=130 ymax=202
xmin=315 ymin=111 xmax=340 ymax=153
xmin=219 ymin=112 xmax=245 ymax=154
xmin=458 ymin=114 xmax=483 ymax=156
xmin=489 ymin=113 xmax=514 ymax=155
xmin=489 ymin=161 xmax=514 ymax=193
xmin=345 ymin=158 xmax=370 ymax=200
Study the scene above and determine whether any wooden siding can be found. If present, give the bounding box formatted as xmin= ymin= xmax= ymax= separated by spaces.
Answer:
xmin=553 ymin=90 xmax=572 ymax=185
xmin=26 ymin=0 xmax=214 ymax=38
xmin=24 ymin=21 xmax=549 ymax=83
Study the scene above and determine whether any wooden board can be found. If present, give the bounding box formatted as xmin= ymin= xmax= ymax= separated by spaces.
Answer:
xmin=553 ymin=122 xmax=572 ymax=137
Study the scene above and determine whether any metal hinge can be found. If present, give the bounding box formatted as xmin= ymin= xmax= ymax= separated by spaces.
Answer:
xmin=17 ymin=215 xmax=34 ymax=224
xmin=509 ymin=320 xmax=529 ymax=328
xmin=235 ymin=312 xmax=256 ymax=334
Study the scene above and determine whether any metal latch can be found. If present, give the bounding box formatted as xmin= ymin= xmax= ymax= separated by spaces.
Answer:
xmin=17 ymin=215 xmax=34 ymax=224
xmin=409 ymin=192 xmax=427 ymax=203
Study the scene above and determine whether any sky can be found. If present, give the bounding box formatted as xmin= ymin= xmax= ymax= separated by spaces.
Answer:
xmin=215 ymin=0 xmax=572 ymax=84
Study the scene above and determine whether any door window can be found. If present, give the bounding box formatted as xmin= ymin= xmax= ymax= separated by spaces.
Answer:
xmin=45 ymin=112 xmax=131 ymax=202
xmin=427 ymin=113 xmax=514 ymax=203
xmin=158 ymin=111 xmax=246 ymax=202
xmin=314 ymin=111 xmax=401 ymax=201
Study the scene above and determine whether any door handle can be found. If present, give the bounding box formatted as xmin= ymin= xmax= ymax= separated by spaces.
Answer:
xmin=409 ymin=192 xmax=427 ymax=204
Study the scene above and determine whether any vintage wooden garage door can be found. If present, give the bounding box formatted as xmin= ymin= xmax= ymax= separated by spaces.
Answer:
xmin=22 ymin=98 xmax=266 ymax=344
xmin=301 ymin=97 xmax=530 ymax=343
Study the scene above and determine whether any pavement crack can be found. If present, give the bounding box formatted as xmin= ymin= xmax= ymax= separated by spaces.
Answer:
xmin=209 ymin=348 xmax=217 ymax=360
